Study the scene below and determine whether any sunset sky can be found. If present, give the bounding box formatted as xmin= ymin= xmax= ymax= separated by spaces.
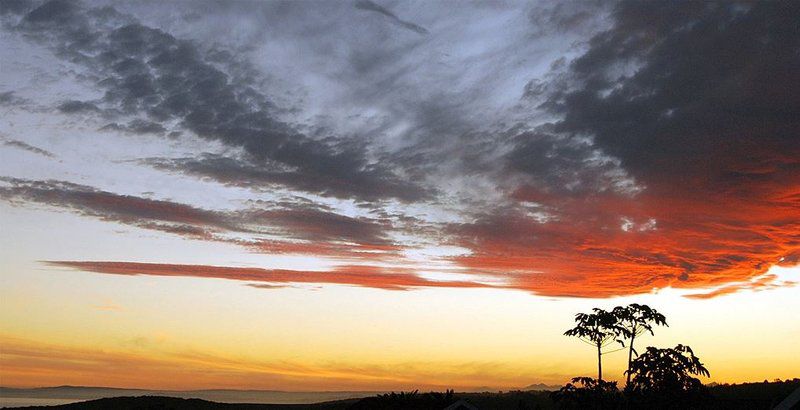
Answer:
xmin=1 ymin=0 xmax=799 ymax=391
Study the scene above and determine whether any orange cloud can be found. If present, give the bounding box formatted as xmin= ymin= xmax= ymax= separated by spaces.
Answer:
xmin=449 ymin=180 xmax=800 ymax=298
xmin=45 ymin=261 xmax=501 ymax=291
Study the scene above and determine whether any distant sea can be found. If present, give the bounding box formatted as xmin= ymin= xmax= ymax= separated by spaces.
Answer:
xmin=0 ymin=386 xmax=381 ymax=408
xmin=1 ymin=397 xmax=81 ymax=407
xmin=0 ymin=384 xmax=558 ymax=407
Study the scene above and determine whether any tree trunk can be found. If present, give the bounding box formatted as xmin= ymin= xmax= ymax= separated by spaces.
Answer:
xmin=597 ymin=343 xmax=602 ymax=381
xmin=626 ymin=332 xmax=636 ymax=387
xmin=597 ymin=343 xmax=603 ymax=410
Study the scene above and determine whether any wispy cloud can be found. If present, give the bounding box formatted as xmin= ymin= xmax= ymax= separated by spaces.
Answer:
xmin=46 ymin=261 xmax=502 ymax=292
xmin=354 ymin=0 xmax=429 ymax=35
xmin=2 ymin=138 xmax=54 ymax=157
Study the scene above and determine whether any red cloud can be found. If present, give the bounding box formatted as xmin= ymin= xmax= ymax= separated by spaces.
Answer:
xmin=448 ymin=176 xmax=800 ymax=298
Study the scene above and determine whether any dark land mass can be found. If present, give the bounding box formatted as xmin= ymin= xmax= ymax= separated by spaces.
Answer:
xmin=2 ymin=380 xmax=798 ymax=409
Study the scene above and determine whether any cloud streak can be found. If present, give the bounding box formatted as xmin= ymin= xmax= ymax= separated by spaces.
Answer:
xmin=2 ymin=138 xmax=54 ymax=157
xmin=354 ymin=0 xmax=429 ymax=35
xmin=4 ymin=0 xmax=427 ymax=202
xmin=46 ymin=261 xmax=500 ymax=292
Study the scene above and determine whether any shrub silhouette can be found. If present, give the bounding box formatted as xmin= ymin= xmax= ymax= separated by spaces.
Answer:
xmin=625 ymin=344 xmax=710 ymax=408
xmin=563 ymin=308 xmax=625 ymax=381
xmin=612 ymin=304 xmax=668 ymax=387
xmin=551 ymin=377 xmax=622 ymax=410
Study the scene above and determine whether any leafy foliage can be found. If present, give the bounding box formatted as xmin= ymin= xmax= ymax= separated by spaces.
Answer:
xmin=612 ymin=304 xmax=668 ymax=385
xmin=625 ymin=345 xmax=710 ymax=408
xmin=612 ymin=304 xmax=668 ymax=354
xmin=563 ymin=309 xmax=625 ymax=349
xmin=563 ymin=308 xmax=626 ymax=381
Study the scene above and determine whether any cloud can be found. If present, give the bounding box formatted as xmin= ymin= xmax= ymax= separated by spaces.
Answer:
xmin=2 ymin=138 xmax=54 ymax=157
xmin=354 ymin=0 xmax=429 ymax=35
xmin=4 ymin=0 xmax=428 ymax=202
xmin=0 ymin=177 xmax=234 ymax=238
xmin=437 ymin=0 xmax=800 ymax=297
xmin=684 ymin=269 xmax=798 ymax=299
xmin=1 ymin=0 xmax=797 ymax=299
xmin=142 ymin=153 xmax=430 ymax=202
xmin=46 ymin=261 xmax=499 ymax=292
xmin=0 ymin=90 xmax=30 ymax=106
xmin=57 ymin=99 xmax=100 ymax=114
xmin=0 ymin=177 xmax=401 ymax=256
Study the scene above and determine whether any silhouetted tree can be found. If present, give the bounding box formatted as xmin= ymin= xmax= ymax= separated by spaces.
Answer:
xmin=625 ymin=344 xmax=710 ymax=408
xmin=612 ymin=304 xmax=668 ymax=386
xmin=564 ymin=308 xmax=624 ymax=381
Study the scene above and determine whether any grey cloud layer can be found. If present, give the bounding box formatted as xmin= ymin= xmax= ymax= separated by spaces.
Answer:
xmin=543 ymin=0 xmax=800 ymax=193
xmin=0 ymin=177 xmax=393 ymax=247
xmin=4 ymin=0 xmax=428 ymax=202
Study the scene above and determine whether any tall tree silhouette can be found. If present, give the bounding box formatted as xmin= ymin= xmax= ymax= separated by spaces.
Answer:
xmin=613 ymin=304 xmax=668 ymax=386
xmin=564 ymin=308 xmax=624 ymax=381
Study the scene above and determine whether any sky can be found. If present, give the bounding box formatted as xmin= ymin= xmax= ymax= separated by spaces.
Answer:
xmin=0 ymin=0 xmax=799 ymax=391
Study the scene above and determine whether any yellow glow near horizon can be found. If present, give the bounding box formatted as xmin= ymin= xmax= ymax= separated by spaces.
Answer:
xmin=1 ymin=251 xmax=798 ymax=390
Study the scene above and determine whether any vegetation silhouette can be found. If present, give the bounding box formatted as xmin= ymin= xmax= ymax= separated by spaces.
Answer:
xmin=347 ymin=390 xmax=463 ymax=410
xmin=612 ymin=304 xmax=668 ymax=386
xmin=556 ymin=304 xmax=719 ymax=410
xmin=624 ymin=344 xmax=710 ymax=409
xmin=550 ymin=377 xmax=622 ymax=410
xmin=563 ymin=308 xmax=624 ymax=382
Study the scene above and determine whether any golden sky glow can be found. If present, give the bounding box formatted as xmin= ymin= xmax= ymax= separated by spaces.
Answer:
xmin=1 ymin=210 xmax=798 ymax=389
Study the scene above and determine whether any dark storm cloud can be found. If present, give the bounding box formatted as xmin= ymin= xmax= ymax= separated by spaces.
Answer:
xmin=0 ymin=0 xmax=32 ymax=16
xmin=100 ymin=119 xmax=166 ymax=135
xmin=354 ymin=0 xmax=428 ymax=35
xmin=505 ymin=127 xmax=638 ymax=196
xmin=0 ymin=90 xmax=29 ymax=106
xmin=2 ymin=0 xmax=427 ymax=202
xmin=527 ymin=0 xmax=610 ymax=36
xmin=546 ymin=0 xmax=800 ymax=190
xmin=2 ymin=138 xmax=54 ymax=157
xmin=57 ymin=99 xmax=100 ymax=113
xmin=142 ymin=153 xmax=430 ymax=202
